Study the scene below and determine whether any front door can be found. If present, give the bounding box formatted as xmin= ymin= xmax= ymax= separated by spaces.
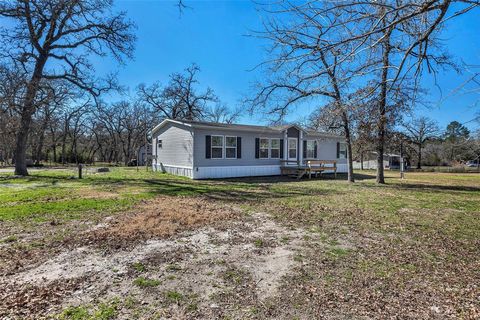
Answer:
xmin=288 ymin=138 xmax=298 ymax=161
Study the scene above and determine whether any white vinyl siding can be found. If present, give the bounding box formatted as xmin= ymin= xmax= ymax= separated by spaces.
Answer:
xmin=194 ymin=165 xmax=281 ymax=179
xmin=153 ymin=122 xmax=193 ymax=168
xmin=194 ymin=129 xmax=282 ymax=167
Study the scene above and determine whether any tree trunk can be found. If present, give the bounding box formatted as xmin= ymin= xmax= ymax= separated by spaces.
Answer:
xmin=360 ymin=152 xmax=364 ymax=170
xmin=376 ymin=26 xmax=392 ymax=184
xmin=50 ymin=127 xmax=57 ymax=163
xmin=14 ymin=55 xmax=48 ymax=175
xmin=376 ymin=139 xmax=385 ymax=183
xmin=341 ymin=111 xmax=354 ymax=183
xmin=71 ymin=133 xmax=79 ymax=164
xmin=417 ymin=143 xmax=422 ymax=169
xmin=34 ymin=118 xmax=49 ymax=166
xmin=14 ymin=111 xmax=33 ymax=175
xmin=52 ymin=142 xmax=57 ymax=163
xmin=61 ymin=134 xmax=67 ymax=165
xmin=61 ymin=118 xmax=69 ymax=165
xmin=35 ymin=133 xmax=44 ymax=166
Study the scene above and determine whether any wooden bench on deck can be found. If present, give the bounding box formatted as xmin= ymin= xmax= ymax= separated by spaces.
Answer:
xmin=306 ymin=160 xmax=337 ymax=179
xmin=280 ymin=160 xmax=337 ymax=179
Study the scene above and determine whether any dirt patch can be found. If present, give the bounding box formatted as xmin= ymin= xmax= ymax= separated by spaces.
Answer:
xmin=90 ymin=196 xmax=243 ymax=244
xmin=0 ymin=195 xmax=241 ymax=277
xmin=76 ymin=188 xmax=119 ymax=199
xmin=2 ymin=209 xmax=312 ymax=319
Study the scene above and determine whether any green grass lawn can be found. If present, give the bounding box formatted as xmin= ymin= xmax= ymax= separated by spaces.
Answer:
xmin=1 ymin=167 xmax=479 ymax=318
xmin=0 ymin=167 xmax=257 ymax=222
xmin=1 ymin=167 xmax=479 ymax=238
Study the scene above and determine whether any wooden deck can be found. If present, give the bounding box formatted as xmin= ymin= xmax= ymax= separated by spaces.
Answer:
xmin=280 ymin=160 xmax=337 ymax=179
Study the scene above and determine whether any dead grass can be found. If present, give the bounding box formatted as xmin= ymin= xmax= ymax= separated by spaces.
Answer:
xmin=93 ymin=195 xmax=243 ymax=243
xmin=0 ymin=277 xmax=87 ymax=317
xmin=76 ymin=188 xmax=119 ymax=199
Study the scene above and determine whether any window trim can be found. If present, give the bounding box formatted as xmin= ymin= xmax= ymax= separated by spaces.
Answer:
xmin=259 ymin=137 xmax=270 ymax=159
xmin=305 ymin=140 xmax=316 ymax=159
xmin=225 ymin=136 xmax=237 ymax=159
xmin=338 ymin=142 xmax=347 ymax=159
xmin=211 ymin=135 xmax=224 ymax=159
xmin=270 ymin=138 xmax=281 ymax=159
xmin=157 ymin=139 xmax=163 ymax=149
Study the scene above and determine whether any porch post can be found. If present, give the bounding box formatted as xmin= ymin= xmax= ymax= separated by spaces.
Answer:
xmin=154 ymin=138 xmax=158 ymax=170
xmin=299 ymin=131 xmax=303 ymax=164
xmin=283 ymin=131 xmax=288 ymax=160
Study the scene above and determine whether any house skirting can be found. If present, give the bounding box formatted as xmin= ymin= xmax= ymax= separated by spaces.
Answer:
xmin=153 ymin=163 xmax=194 ymax=178
xmin=194 ymin=165 xmax=281 ymax=179
xmin=154 ymin=163 xmax=347 ymax=179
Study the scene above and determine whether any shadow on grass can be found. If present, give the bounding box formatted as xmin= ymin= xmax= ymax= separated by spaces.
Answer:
xmin=388 ymin=183 xmax=480 ymax=193
xmin=220 ymin=172 xmax=361 ymax=184
xmin=142 ymin=178 xmax=343 ymax=201
xmin=1 ymin=172 xmax=343 ymax=200
xmin=356 ymin=174 xmax=480 ymax=193
xmin=26 ymin=170 xmax=480 ymax=203
xmin=352 ymin=172 xmax=377 ymax=181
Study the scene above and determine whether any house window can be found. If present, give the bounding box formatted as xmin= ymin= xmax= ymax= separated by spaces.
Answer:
xmin=288 ymin=138 xmax=297 ymax=159
xmin=339 ymin=143 xmax=347 ymax=159
xmin=157 ymin=140 xmax=163 ymax=149
xmin=270 ymin=139 xmax=280 ymax=159
xmin=306 ymin=140 xmax=316 ymax=159
xmin=259 ymin=138 xmax=269 ymax=159
xmin=225 ymin=136 xmax=237 ymax=159
xmin=211 ymin=135 xmax=224 ymax=159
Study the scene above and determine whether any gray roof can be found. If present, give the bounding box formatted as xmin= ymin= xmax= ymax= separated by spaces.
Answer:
xmin=152 ymin=119 xmax=343 ymax=139
xmin=174 ymin=120 xmax=285 ymax=132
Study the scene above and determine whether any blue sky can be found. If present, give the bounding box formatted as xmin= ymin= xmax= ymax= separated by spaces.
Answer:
xmin=97 ymin=0 xmax=480 ymax=131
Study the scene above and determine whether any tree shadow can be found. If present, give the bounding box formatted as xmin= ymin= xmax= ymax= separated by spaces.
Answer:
xmin=219 ymin=173 xmax=352 ymax=184
xmin=388 ymin=183 xmax=480 ymax=193
xmin=352 ymin=172 xmax=377 ymax=181
xmin=142 ymin=178 xmax=343 ymax=202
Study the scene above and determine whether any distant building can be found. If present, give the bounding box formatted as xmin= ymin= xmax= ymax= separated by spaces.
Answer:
xmin=137 ymin=144 xmax=152 ymax=166
xmin=353 ymin=152 xmax=406 ymax=170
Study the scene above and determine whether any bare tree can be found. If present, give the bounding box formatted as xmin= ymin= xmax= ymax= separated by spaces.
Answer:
xmin=92 ymin=99 xmax=150 ymax=165
xmin=252 ymin=0 xmax=478 ymax=183
xmin=137 ymin=82 xmax=182 ymax=120
xmin=203 ymin=103 xmax=241 ymax=124
xmin=0 ymin=65 xmax=24 ymax=165
xmin=249 ymin=1 xmax=373 ymax=183
xmin=138 ymin=64 xmax=217 ymax=122
xmin=307 ymin=103 xmax=345 ymax=134
xmin=403 ymin=117 xmax=439 ymax=169
xmin=0 ymin=0 xmax=135 ymax=175
xmin=164 ymin=64 xmax=218 ymax=121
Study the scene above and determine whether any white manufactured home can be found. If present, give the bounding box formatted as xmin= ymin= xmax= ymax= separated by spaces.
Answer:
xmin=151 ymin=119 xmax=347 ymax=179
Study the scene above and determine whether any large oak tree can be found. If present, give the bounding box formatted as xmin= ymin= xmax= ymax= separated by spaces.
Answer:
xmin=0 ymin=0 xmax=135 ymax=175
